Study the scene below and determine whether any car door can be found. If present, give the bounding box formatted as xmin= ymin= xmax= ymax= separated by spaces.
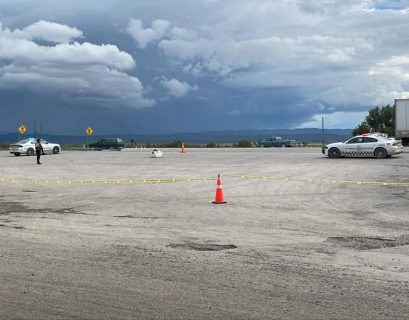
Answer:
xmin=96 ymin=139 xmax=106 ymax=149
xmin=262 ymin=138 xmax=272 ymax=147
xmin=105 ymin=139 xmax=114 ymax=149
xmin=41 ymin=140 xmax=52 ymax=154
xmin=361 ymin=137 xmax=377 ymax=157
xmin=343 ymin=137 xmax=363 ymax=157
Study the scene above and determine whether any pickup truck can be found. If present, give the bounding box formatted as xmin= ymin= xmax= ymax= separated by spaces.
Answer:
xmin=89 ymin=138 xmax=125 ymax=150
xmin=258 ymin=136 xmax=296 ymax=147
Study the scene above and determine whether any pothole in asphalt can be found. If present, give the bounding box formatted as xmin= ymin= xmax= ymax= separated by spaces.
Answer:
xmin=0 ymin=224 xmax=25 ymax=229
xmin=54 ymin=208 xmax=90 ymax=215
xmin=0 ymin=201 xmax=45 ymax=215
xmin=168 ymin=242 xmax=237 ymax=251
xmin=0 ymin=201 xmax=89 ymax=216
xmin=327 ymin=236 xmax=409 ymax=250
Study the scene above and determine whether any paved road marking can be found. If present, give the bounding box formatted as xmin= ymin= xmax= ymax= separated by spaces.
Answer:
xmin=1 ymin=175 xmax=408 ymax=187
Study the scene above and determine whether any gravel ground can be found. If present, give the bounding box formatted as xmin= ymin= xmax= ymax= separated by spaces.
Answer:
xmin=1 ymin=148 xmax=409 ymax=320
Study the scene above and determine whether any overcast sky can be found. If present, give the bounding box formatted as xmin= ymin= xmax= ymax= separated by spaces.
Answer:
xmin=1 ymin=0 xmax=409 ymax=135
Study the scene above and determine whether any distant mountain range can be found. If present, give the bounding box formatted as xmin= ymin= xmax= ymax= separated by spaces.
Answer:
xmin=0 ymin=128 xmax=353 ymax=145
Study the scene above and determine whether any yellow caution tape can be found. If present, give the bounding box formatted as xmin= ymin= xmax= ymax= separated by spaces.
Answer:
xmin=1 ymin=175 xmax=408 ymax=187
xmin=0 ymin=177 xmax=212 ymax=185
xmin=224 ymin=174 xmax=409 ymax=188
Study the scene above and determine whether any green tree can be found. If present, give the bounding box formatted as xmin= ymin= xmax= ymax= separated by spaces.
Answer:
xmin=352 ymin=121 xmax=370 ymax=136
xmin=353 ymin=104 xmax=395 ymax=136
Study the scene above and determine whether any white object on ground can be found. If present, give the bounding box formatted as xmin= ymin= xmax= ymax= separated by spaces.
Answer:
xmin=151 ymin=149 xmax=163 ymax=158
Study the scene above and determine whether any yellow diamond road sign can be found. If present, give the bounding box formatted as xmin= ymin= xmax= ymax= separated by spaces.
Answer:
xmin=18 ymin=124 xmax=27 ymax=135
xmin=86 ymin=127 xmax=94 ymax=136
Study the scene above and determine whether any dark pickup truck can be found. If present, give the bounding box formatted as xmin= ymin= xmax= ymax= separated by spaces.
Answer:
xmin=89 ymin=138 xmax=125 ymax=150
xmin=258 ymin=136 xmax=296 ymax=147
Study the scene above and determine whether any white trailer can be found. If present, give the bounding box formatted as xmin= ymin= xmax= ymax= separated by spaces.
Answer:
xmin=395 ymin=98 xmax=409 ymax=146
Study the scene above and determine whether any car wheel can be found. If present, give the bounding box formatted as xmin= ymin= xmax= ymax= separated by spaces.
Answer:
xmin=52 ymin=146 xmax=60 ymax=154
xmin=328 ymin=147 xmax=341 ymax=158
xmin=26 ymin=148 xmax=34 ymax=156
xmin=374 ymin=147 xmax=387 ymax=159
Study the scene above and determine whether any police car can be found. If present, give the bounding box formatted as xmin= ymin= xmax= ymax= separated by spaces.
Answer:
xmin=9 ymin=138 xmax=61 ymax=156
xmin=322 ymin=133 xmax=403 ymax=159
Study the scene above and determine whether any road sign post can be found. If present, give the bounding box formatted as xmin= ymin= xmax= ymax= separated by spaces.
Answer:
xmin=18 ymin=124 xmax=27 ymax=139
xmin=86 ymin=127 xmax=94 ymax=148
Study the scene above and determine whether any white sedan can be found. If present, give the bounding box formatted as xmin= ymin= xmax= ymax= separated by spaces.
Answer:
xmin=322 ymin=134 xmax=403 ymax=159
xmin=9 ymin=138 xmax=61 ymax=156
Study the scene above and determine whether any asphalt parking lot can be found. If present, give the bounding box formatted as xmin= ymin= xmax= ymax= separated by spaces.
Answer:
xmin=1 ymin=148 xmax=409 ymax=320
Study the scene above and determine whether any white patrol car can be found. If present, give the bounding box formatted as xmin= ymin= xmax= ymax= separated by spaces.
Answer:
xmin=322 ymin=133 xmax=403 ymax=159
xmin=9 ymin=138 xmax=61 ymax=156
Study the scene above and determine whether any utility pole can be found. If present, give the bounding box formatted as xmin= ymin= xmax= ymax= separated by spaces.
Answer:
xmin=121 ymin=122 xmax=125 ymax=141
xmin=321 ymin=116 xmax=325 ymax=146
xmin=34 ymin=121 xmax=37 ymax=138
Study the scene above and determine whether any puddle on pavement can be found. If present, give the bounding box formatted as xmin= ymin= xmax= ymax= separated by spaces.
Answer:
xmin=327 ymin=236 xmax=409 ymax=250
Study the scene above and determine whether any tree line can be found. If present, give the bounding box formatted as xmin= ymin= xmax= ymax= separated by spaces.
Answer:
xmin=352 ymin=104 xmax=395 ymax=137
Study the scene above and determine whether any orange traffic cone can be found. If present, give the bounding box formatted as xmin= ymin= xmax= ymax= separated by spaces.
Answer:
xmin=213 ymin=174 xmax=227 ymax=204
xmin=180 ymin=142 xmax=186 ymax=153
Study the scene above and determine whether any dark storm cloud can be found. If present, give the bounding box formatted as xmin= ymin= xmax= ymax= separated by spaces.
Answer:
xmin=1 ymin=0 xmax=409 ymax=134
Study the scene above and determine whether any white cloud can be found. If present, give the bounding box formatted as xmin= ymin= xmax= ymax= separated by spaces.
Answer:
xmin=298 ymin=112 xmax=368 ymax=129
xmin=0 ymin=22 xmax=135 ymax=70
xmin=19 ymin=20 xmax=83 ymax=43
xmin=169 ymin=27 xmax=198 ymax=41
xmin=371 ymin=55 xmax=409 ymax=81
xmin=160 ymin=78 xmax=197 ymax=97
xmin=158 ymin=35 xmax=370 ymax=78
xmin=128 ymin=0 xmax=409 ymax=114
xmin=127 ymin=19 xmax=170 ymax=48
xmin=0 ymin=21 xmax=154 ymax=108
